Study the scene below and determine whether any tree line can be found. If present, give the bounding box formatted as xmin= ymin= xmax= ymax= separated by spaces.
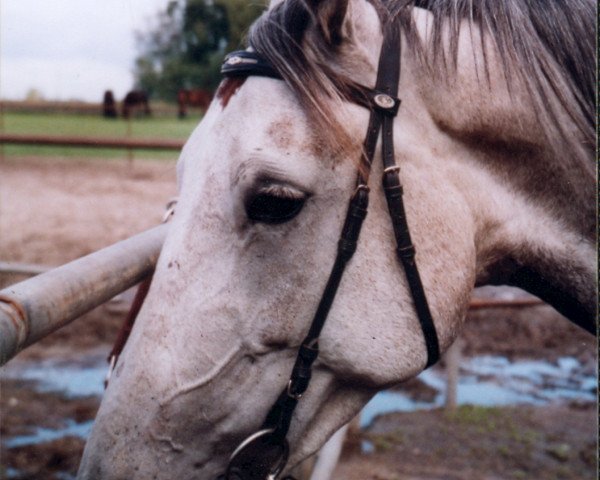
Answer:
xmin=134 ymin=0 xmax=266 ymax=101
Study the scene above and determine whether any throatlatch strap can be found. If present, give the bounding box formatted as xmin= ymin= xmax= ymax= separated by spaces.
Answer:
xmin=378 ymin=23 xmax=440 ymax=368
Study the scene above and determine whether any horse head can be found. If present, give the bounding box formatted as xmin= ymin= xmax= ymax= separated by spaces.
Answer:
xmin=79 ymin=0 xmax=595 ymax=478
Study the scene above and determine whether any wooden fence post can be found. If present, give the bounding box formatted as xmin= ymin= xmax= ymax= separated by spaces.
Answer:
xmin=445 ymin=336 xmax=463 ymax=411
xmin=126 ymin=118 xmax=134 ymax=167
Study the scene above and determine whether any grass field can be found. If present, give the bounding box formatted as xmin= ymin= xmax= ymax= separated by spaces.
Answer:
xmin=0 ymin=111 xmax=200 ymax=160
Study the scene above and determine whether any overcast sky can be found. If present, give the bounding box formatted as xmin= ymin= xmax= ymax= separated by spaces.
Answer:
xmin=1 ymin=0 xmax=171 ymax=102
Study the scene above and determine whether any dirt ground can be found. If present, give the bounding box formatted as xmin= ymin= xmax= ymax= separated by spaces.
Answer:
xmin=0 ymin=156 xmax=597 ymax=480
xmin=0 ymin=156 xmax=178 ymax=266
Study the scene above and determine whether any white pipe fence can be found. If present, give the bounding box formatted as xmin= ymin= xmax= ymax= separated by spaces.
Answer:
xmin=0 ymin=224 xmax=167 ymax=365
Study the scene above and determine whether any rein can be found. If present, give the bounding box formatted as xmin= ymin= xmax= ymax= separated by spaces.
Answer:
xmin=104 ymin=199 xmax=177 ymax=387
xmin=219 ymin=15 xmax=439 ymax=480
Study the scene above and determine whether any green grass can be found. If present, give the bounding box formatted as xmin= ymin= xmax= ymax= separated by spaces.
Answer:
xmin=444 ymin=404 xmax=505 ymax=433
xmin=0 ymin=111 xmax=200 ymax=160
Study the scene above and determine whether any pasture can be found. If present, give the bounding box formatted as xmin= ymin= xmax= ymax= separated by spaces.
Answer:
xmin=0 ymin=111 xmax=199 ymax=160
xmin=0 ymin=155 xmax=596 ymax=480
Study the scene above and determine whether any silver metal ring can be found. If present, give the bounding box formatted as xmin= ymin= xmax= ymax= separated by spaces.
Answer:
xmin=383 ymin=166 xmax=400 ymax=174
xmin=225 ymin=428 xmax=289 ymax=480
xmin=228 ymin=428 xmax=274 ymax=462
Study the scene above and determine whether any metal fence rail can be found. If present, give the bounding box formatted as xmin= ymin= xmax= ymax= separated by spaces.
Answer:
xmin=0 ymin=224 xmax=167 ymax=365
xmin=0 ymin=262 xmax=49 ymax=276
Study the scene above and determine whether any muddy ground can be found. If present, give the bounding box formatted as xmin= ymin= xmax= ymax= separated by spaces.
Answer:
xmin=0 ymin=157 xmax=597 ymax=479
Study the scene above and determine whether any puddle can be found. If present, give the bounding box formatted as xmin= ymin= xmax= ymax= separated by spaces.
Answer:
xmin=4 ymin=468 xmax=22 ymax=479
xmin=0 ymin=351 xmax=107 ymax=398
xmin=5 ymin=420 xmax=93 ymax=448
xmin=1 ymin=351 xmax=596 ymax=449
xmin=5 ymin=469 xmax=77 ymax=480
xmin=360 ymin=355 xmax=596 ymax=427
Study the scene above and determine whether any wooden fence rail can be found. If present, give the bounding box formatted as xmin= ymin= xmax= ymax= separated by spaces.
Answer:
xmin=0 ymin=133 xmax=184 ymax=150
xmin=0 ymin=100 xmax=182 ymax=117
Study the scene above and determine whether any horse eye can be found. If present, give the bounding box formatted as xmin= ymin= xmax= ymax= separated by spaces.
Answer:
xmin=246 ymin=186 xmax=306 ymax=224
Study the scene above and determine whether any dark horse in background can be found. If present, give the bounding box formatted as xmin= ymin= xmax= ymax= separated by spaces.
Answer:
xmin=122 ymin=90 xmax=151 ymax=119
xmin=102 ymin=90 xmax=118 ymax=118
xmin=177 ymin=88 xmax=212 ymax=118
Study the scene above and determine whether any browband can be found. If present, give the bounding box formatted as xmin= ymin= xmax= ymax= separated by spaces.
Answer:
xmin=222 ymin=50 xmax=282 ymax=79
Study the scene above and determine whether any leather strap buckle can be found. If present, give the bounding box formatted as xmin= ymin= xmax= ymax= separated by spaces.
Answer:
xmin=397 ymin=244 xmax=416 ymax=259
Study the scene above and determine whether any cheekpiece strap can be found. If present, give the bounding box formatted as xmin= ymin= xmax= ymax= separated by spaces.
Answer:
xmin=221 ymin=50 xmax=282 ymax=79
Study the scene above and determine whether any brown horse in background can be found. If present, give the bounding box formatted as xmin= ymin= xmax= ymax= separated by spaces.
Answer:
xmin=122 ymin=90 xmax=151 ymax=119
xmin=102 ymin=90 xmax=118 ymax=118
xmin=177 ymin=89 xmax=212 ymax=118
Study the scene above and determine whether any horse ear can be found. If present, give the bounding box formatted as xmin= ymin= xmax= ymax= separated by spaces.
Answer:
xmin=305 ymin=0 xmax=350 ymax=45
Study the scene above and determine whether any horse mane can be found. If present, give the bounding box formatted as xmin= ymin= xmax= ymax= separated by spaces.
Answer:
xmin=247 ymin=0 xmax=596 ymax=165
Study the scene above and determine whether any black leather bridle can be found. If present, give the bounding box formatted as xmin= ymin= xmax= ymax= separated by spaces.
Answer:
xmin=218 ymin=14 xmax=440 ymax=480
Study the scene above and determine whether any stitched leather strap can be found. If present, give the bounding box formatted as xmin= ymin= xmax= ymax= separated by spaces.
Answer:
xmin=222 ymin=50 xmax=282 ymax=79
xmin=378 ymin=22 xmax=440 ymax=368
xmin=263 ymin=185 xmax=369 ymax=442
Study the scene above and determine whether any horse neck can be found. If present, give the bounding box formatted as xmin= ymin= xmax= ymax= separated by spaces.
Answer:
xmin=481 ymin=157 xmax=594 ymax=324
xmin=463 ymin=141 xmax=596 ymax=333
xmin=393 ymin=26 xmax=596 ymax=334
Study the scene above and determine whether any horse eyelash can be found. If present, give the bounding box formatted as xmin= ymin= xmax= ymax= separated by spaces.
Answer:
xmin=256 ymin=184 xmax=306 ymax=200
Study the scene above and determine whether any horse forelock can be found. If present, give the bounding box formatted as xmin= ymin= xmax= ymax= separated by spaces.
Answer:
xmin=248 ymin=0 xmax=365 ymax=162
xmin=247 ymin=0 xmax=595 ymax=170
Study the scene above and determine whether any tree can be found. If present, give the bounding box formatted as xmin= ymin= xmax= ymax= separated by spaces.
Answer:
xmin=134 ymin=0 xmax=265 ymax=101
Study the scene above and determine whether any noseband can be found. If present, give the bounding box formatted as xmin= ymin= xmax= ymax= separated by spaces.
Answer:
xmin=219 ymin=16 xmax=440 ymax=480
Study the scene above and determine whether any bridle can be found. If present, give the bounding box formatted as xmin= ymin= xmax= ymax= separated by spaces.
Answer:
xmin=104 ymin=11 xmax=440 ymax=480
xmin=216 ymin=14 xmax=440 ymax=480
